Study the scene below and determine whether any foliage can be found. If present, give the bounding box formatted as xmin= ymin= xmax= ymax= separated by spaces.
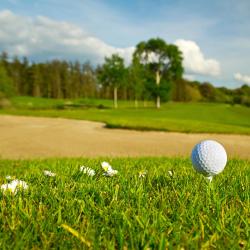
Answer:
xmin=172 ymin=79 xmax=201 ymax=102
xmin=199 ymin=82 xmax=216 ymax=101
xmin=97 ymin=54 xmax=126 ymax=108
xmin=144 ymin=70 xmax=172 ymax=102
xmin=0 ymin=63 xmax=15 ymax=98
xmin=172 ymin=78 xmax=250 ymax=106
xmin=0 ymin=158 xmax=249 ymax=249
xmin=1 ymin=52 xmax=97 ymax=99
xmin=0 ymin=49 xmax=249 ymax=107
xmin=128 ymin=59 xmax=147 ymax=105
xmin=133 ymin=38 xmax=183 ymax=107
xmin=185 ymin=84 xmax=202 ymax=101
xmin=97 ymin=54 xmax=126 ymax=88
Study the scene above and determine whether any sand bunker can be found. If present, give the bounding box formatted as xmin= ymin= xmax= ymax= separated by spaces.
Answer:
xmin=0 ymin=115 xmax=249 ymax=159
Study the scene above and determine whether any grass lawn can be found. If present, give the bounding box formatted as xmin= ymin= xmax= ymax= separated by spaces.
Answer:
xmin=0 ymin=157 xmax=249 ymax=249
xmin=1 ymin=96 xmax=250 ymax=134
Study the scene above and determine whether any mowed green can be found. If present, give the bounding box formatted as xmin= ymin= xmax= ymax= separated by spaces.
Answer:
xmin=1 ymin=96 xmax=250 ymax=134
xmin=0 ymin=158 xmax=249 ymax=249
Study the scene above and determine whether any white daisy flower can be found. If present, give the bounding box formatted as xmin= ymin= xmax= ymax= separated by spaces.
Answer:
xmin=139 ymin=170 xmax=147 ymax=178
xmin=80 ymin=166 xmax=95 ymax=177
xmin=12 ymin=180 xmax=28 ymax=190
xmin=1 ymin=183 xmax=14 ymax=193
xmin=101 ymin=162 xmax=118 ymax=177
xmin=5 ymin=175 xmax=12 ymax=180
xmin=1 ymin=179 xmax=28 ymax=195
xmin=101 ymin=161 xmax=113 ymax=172
xmin=103 ymin=169 xmax=118 ymax=177
xmin=43 ymin=170 xmax=56 ymax=177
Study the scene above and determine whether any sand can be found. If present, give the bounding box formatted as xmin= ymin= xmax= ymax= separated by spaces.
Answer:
xmin=0 ymin=115 xmax=249 ymax=159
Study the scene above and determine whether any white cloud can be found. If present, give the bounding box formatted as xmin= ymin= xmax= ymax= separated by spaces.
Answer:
xmin=234 ymin=73 xmax=250 ymax=85
xmin=175 ymin=39 xmax=221 ymax=76
xmin=0 ymin=10 xmax=134 ymax=64
xmin=183 ymin=74 xmax=195 ymax=81
xmin=0 ymin=10 xmax=221 ymax=78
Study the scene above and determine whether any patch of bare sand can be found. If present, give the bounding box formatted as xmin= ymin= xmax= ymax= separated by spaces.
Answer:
xmin=0 ymin=115 xmax=249 ymax=159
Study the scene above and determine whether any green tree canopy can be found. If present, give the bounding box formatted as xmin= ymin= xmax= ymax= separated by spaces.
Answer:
xmin=97 ymin=54 xmax=126 ymax=108
xmin=128 ymin=58 xmax=147 ymax=107
xmin=133 ymin=38 xmax=183 ymax=108
xmin=0 ymin=63 xmax=15 ymax=98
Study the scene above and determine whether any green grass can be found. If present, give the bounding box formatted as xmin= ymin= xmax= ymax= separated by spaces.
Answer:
xmin=8 ymin=96 xmax=151 ymax=109
xmin=0 ymin=158 xmax=249 ymax=249
xmin=1 ymin=96 xmax=250 ymax=134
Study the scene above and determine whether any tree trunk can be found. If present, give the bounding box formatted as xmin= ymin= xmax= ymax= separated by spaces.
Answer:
xmin=135 ymin=98 xmax=138 ymax=108
xmin=156 ymin=96 xmax=160 ymax=109
xmin=114 ymin=86 xmax=118 ymax=109
xmin=33 ymin=84 xmax=40 ymax=97
xmin=156 ymin=70 xmax=161 ymax=108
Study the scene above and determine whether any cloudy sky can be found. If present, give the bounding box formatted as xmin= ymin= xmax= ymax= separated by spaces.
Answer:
xmin=0 ymin=0 xmax=250 ymax=88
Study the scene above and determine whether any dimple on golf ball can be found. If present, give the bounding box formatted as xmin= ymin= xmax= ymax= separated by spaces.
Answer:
xmin=191 ymin=140 xmax=227 ymax=177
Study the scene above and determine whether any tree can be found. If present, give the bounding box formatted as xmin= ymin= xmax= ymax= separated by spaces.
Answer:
xmin=20 ymin=56 xmax=30 ymax=95
xmin=10 ymin=56 xmax=22 ymax=95
xmin=82 ymin=61 xmax=96 ymax=98
xmin=97 ymin=54 xmax=126 ymax=108
xmin=32 ymin=63 xmax=43 ymax=97
xmin=172 ymin=78 xmax=188 ymax=101
xmin=128 ymin=58 xmax=146 ymax=108
xmin=133 ymin=38 xmax=183 ymax=108
xmin=199 ymin=82 xmax=216 ymax=101
xmin=185 ymin=84 xmax=202 ymax=101
xmin=70 ymin=61 xmax=81 ymax=98
xmin=0 ymin=51 xmax=10 ymax=75
xmin=60 ymin=61 xmax=71 ymax=98
xmin=50 ymin=60 xmax=62 ymax=98
xmin=0 ymin=63 xmax=15 ymax=98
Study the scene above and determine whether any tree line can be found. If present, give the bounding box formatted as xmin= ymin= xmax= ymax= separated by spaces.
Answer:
xmin=0 ymin=38 xmax=249 ymax=108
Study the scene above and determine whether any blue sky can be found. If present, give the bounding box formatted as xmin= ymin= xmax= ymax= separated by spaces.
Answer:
xmin=0 ymin=0 xmax=250 ymax=88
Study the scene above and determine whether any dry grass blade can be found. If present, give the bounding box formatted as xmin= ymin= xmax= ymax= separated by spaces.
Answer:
xmin=61 ymin=224 xmax=91 ymax=247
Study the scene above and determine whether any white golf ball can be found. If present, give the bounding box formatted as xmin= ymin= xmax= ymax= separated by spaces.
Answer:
xmin=191 ymin=140 xmax=227 ymax=177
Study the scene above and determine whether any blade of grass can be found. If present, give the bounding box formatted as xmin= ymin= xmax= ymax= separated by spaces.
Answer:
xmin=61 ymin=223 xmax=91 ymax=247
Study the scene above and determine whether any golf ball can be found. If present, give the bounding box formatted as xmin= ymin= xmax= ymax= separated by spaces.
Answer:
xmin=191 ymin=140 xmax=227 ymax=177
